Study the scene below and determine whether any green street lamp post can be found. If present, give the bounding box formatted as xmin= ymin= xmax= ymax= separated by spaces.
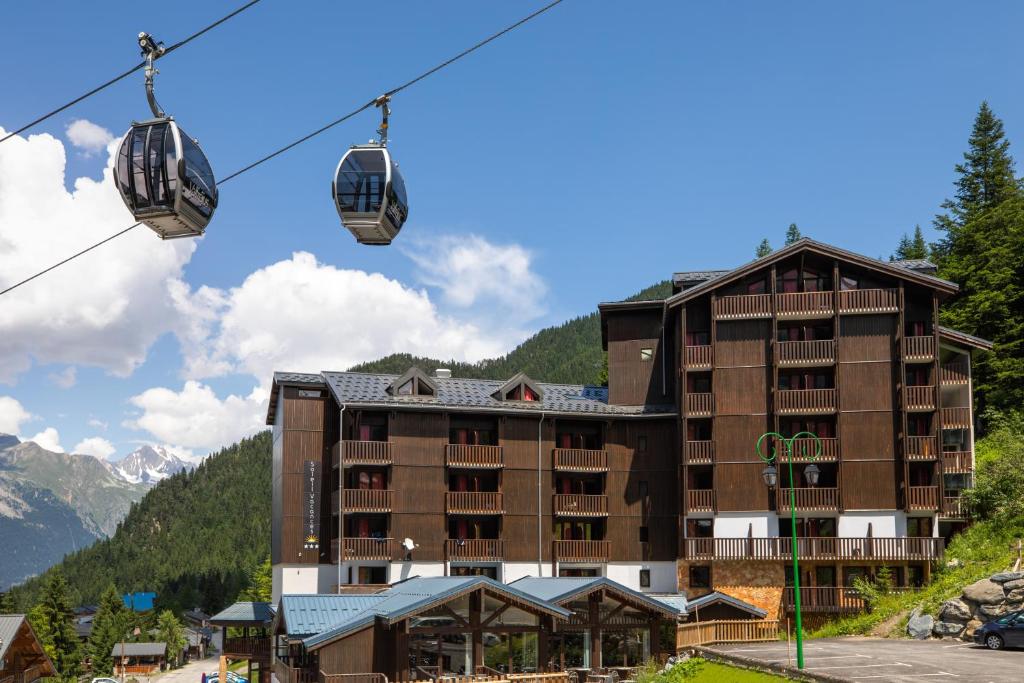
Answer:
xmin=756 ymin=430 xmax=822 ymax=670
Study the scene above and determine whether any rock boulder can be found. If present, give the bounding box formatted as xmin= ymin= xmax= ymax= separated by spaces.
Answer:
xmin=990 ymin=572 xmax=1024 ymax=584
xmin=939 ymin=598 xmax=972 ymax=622
xmin=907 ymin=609 xmax=934 ymax=639
xmin=933 ymin=621 xmax=965 ymax=637
xmin=963 ymin=579 xmax=1006 ymax=604
xmin=1001 ymin=578 xmax=1024 ymax=592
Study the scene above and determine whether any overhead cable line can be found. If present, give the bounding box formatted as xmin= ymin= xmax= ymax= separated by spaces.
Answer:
xmin=0 ymin=0 xmax=566 ymax=299
xmin=0 ymin=0 xmax=263 ymax=145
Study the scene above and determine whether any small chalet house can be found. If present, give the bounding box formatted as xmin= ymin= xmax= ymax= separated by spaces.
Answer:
xmin=111 ymin=642 xmax=166 ymax=676
xmin=0 ymin=615 xmax=57 ymax=683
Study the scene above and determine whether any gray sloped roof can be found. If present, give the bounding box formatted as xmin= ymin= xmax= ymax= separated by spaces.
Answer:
xmin=111 ymin=642 xmax=167 ymax=657
xmin=0 ymin=615 xmax=25 ymax=661
xmin=684 ymin=591 xmax=767 ymax=618
xmin=508 ymin=577 xmax=682 ymax=618
xmin=939 ymin=326 xmax=994 ymax=351
xmin=671 ymin=257 xmax=936 ymax=290
xmin=209 ymin=601 xmax=275 ymax=625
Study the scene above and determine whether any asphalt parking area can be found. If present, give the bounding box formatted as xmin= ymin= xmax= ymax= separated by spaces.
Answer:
xmin=710 ymin=637 xmax=1024 ymax=682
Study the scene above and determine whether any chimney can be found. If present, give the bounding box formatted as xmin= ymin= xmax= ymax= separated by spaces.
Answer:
xmin=435 ymin=368 xmax=452 ymax=379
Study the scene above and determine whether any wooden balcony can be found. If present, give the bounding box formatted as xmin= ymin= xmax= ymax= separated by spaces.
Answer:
xmin=942 ymin=495 xmax=969 ymax=518
xmin=907 ymin=485 xmax=939 ymax=510
xmin=333 ymin=440 xmax=392 ymax=467
xmin=838 ymin=288 xmax=898 ymax=314
xmin=941 ymin=361 xmax=970 ymax=385
xmin=331 ymin=537 xmax=394 ymax=561
xmin=713 ymin=294 xmax=772 ymax=320
xmin=687 ymin=488 xmax=714 ymax=512
xmin=789 ymin=436 xmax=839 ymax=462
xmin=553 ymin=539 xmax=610 ymax=563
xmin=942 ymin=450 xmax=972 ymax=473
xmin=553 ymin=448 xmax=609 ymax=472
xmin=904 ymin=385 xmax=936 ymax=412
xmin=553 ymin=494 xmax=608 ymax=517
xmin=778 ymin=487 xmax=839 ymax=511
xmin=783 ymin=587 xmax=866 ymax=614
xmin=942 ymin=407 xmax=971 ymax=429
xmin=906 ymin=435 xmax=938 ymax=460
xmin=445 ymin=538 xmax=504 ymax=562
xmin=685 ymin=440 xmax=715 ymax=464
xmin=681 ymin=536 xmax=944 ymax=561
xmin=776 ymin=339 xmax=836 ymax=367
xmin=776 ymin=291 xmax=834 ymax=319
xmin=445 ymin=491 xmax=504 ymax=515
xmin=776 ymin=388 xmax=837 ymax=414
xmin=340 ymin=488 xmax=393 ymax=512
xmin=685 ymin=345 xmax=713 ymax=369
xmin=222 ymin=636 xmax=271 ymax=661
xmin=685 ymin=392 xmax=714 ymax=416
xmin=676 ymin=619 xmax=781 ymax=648
xmin=445 ymin=444 xmax=503 ymax=469
xmin=902 ymin=336 xmax=936 ymax=362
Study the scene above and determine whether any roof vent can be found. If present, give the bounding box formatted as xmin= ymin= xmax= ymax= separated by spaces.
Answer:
xmin=435 ymin=368 xmax=452 ymax=379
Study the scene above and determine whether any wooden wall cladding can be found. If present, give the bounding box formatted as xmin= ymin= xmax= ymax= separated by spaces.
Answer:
xmin=391 ymin=513 xmax=445 ymax=559
xmin=714 ymin=320 xmax=769 ymax=367
xmin=714 ymin=463 xmax=773 ymax=511
xmin=608 ymin=338 xmax=665 ymax=406
xmin=504 ymin=514 xmax=546 ymax=562
xmin=283 ymin=387 xmax=327 ymax=430
xmin=841 ymin=461 xmax=898 ymax=509
xmin=606 ymin=309 xmax=664 ymax=342
xmin=503 ymin=417 xmax=554 ymax=470
xmin=838 ymin=412 xmax=895 ymax=461
xmin=839 ymin=362 xmax=894 ymax=412
xmin=839 ymin=315 xmax=895 ymax=362
xmin=390 ymin=411 xmax=447 ymax=467
xmin=504 ymin=469 xmax=550 ymax=515
xmin=714 ymin=415 xmax=771 ymax=463
xmin=282 ymin=430 xmax=324 ymax=474
xmin=318 ymin=625 xmax=375 ymax=674
xmin=714 ymin=367 xmax=769 ymax=415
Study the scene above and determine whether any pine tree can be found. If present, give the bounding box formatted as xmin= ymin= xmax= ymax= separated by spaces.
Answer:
xmin=784 ymin=223 xmax=802 ymax=245
xmin=239 ymin=556 xmax=272 ymax=602
xmin=892 ymin=225 xmax=930 ymax=260
xmin=755 ymin=238 xmax=773 ymax=258
xmin=155 ymin=610 xmax=187 ymax=669
xmin=88 ymin=585 xmax=127 ymax=676
xmin=32 ymin=571 xmax=82 ymax=682
xmin=0 ymin=592 xmax=16 ymax=614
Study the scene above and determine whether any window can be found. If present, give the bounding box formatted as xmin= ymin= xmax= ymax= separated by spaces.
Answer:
xmin=637 ymin=435 xmax=648 ymax=452
xmin=689 ymin=565 xmax=711 ymax=589
xmin=639 ymin=569 xmax=651 ymax=588
xmin=640 ymin=348 xmax=653 ymax=361
xmin=746 ymin=279 xmax=767 ymax=294
xmin=907 ymin=517 xmax=932 ymax=537
xmin=559 ymin=567 xmax=600 ymax=578
xmin=687 ymin=518 xmax=713 ymax=538
xmin=357 ymin=566 xmax=387 ymax=584
xmin=840 ymin=276 xmax=859 ymax=291
xmin=639 ymin=526 xmax=649 ymax=543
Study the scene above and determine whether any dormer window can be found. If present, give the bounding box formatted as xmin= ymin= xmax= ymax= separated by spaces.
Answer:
xmin=493 ymin=373 xmax=543 ymax=403
xmin=387 ymin=367 xmax=438 ymax=397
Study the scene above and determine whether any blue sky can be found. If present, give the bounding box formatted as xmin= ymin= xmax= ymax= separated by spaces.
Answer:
xmin=0 ymin=1 xmax=1021 ymax=461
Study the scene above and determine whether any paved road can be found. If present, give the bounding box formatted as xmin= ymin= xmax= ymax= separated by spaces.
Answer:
xmin=127 ymin=656 xmax=220 ymax=683
xmin=710 ymin=637 xmax=1024 ymax=682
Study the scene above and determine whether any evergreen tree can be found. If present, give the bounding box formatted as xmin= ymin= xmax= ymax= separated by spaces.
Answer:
xmin=32 ymin=571 xmax=81 ymax=682
xmin=239 ymin=556 xmax=272 ymax=602
xmin=755 ymin=238 xmax=773 ymax=258
xmin=784 ymin=223 xmax=802 ymax=245
xmin=88 ymin=585 xmax=127 ymax=676
xmin=892 ymin=225 xmax=930 ymax=260
xmin=0 ymin=592 xmax=15 ymax=614
xmin=155 ymin=610 xmax=187 ymax=669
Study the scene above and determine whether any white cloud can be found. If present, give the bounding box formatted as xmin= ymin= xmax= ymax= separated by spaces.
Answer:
xmin=65 ymin=119 xmax=115 ymax=156
xmin=73 ymin=436 xmax=116 ymax=460
xmin=0 ymin=396 xmax=32 ymax=434
xmin=27 ymin=427 xmax=63 ymax=452
xmin=0 ymin=127 xmax=195 ymax=383
xmin=87 ymin=417 xmax=108 ymax=431
xmin=48 ymin=366 xmax=77 ymax=389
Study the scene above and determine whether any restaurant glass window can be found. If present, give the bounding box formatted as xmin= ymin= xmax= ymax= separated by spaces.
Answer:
xmin=602 ymin=629 xmax=649 ymax=668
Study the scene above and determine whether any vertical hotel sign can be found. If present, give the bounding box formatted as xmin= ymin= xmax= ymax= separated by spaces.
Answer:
xmin=303 ymin=460 xmax=321 ymax=551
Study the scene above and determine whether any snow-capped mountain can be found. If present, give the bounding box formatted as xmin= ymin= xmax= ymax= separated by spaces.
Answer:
xmin=113 ymin=445 xmax=194 ymax=485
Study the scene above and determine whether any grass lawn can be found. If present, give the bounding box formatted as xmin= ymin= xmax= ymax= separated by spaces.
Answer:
xmin=690 ymin=661 xmax=791 ymax=682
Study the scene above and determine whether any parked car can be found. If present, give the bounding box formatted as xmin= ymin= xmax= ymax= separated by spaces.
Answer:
xmin=973 ymin=609 xmax=1024 ymax=649
xmin=92 ymin=678 xmax=119 ymax=683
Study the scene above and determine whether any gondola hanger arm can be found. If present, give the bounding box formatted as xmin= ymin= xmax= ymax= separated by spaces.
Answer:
xmin=139 ymin=32 xmax=167 ymax=118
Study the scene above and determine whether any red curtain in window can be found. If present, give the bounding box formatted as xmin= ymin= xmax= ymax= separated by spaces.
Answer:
xmin=456 ymin=519 xmax=468 ymax=539
xmin=357 ymin=518 xmax=370 ymax=538
xmin=455 ymin=428 xmax=468 ymax=445
xmin=559 ymin=433 xmax=572 ymax=449
xmin=523 ymin=386 xmax=539 ymax=401
xmin=370 ymin=472 xmax=384 ymax=490
xmin=358 ymin=471 xmax=370 ymax=489
xmin=359 ymin=424 xmax=372 ymax=441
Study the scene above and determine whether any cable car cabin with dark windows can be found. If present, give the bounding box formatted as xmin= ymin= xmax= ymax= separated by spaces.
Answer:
xmin=114 ymin=118 xmax=218 ymax=239
xmin=332 ymin=145 xmax=409 ymax=245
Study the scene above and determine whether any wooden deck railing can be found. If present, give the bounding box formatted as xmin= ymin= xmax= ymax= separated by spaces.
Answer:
xmin=941 ymin=361 xmax=970 ymax=384
xmin=942 ymin=451 xmax=972 ymax=473
xmin=445 ymin=491 xmax=504 ymax=514
xmin=118 ymin=665 xmax=160 ymax=675
xmin=713 ymin=294 xmax=772 ymax=319
xmin=789 ymin=436 xmax=838 ymax=461
xmin=776 ymin=340 xmax=836 ymax=366
xmin=676 ymin=620 xmax=780 ymax=648
xmin=274 ymin=662 xmax=318 ymax=683
xmin=333 ymin=440 xmax=392 ymax=467
xmin=680 ymin=536 xmax=944 ymax=561
xmin=687 ymin=489 xmax=714 ymax=511
xmin=685 ymin=392 xmax=714 ymax=416
xmin=779 ymin=487 xmax=839 ymax=510
xmin=552 ymin=539 xmax=610 ymax=562
xmin=904 ymin=385 xmax=936 ymax=411
xmin=332 ymin=537 xmax=394 ymax=561
xmin=782 ymin=587 xmax=866 ymax=614
xmin=776 ymin=291 xmax=834 ymax=318
xmin=776 ymin=388 xmax=837 ymax=414
xmin=908 ymin=486 xmax=939 ymax=510
xmin=321 ymin=673 xmax=390 ymax=683
xmin=552 ymin=448 xmax=609 ymax=472
xmin=685 ymin=345 xmax=713 ymax=368
xmin=445 ymin=538 xmax=504 ymax=561
xmin=222 ymin=635 xmax=271 ymax=660
xmin=446 ymin=444 xmax=503 ymax=469
xmin=902 ymin=336 xmax=936 ymax=361
xmin=553 ymin=494 xmax=608 ymax=517
xmin=942 ymin=407 xmax=972 ymax=429
xmin=685 ymin=440 xmax=715 ymax=464
xmin=906 ymin=435 xmax=938 ymax=459
xmin=838 ymin=288 xmax=898 ymax=313
xmin=342 ymin=488 xmax=393 ymax=512
xmin=943 ymin=495 xmax=969 ymax=518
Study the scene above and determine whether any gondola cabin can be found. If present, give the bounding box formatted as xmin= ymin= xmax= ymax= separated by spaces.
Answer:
xmin=332 ymin=144 xmax=408 ymax=245
xmin=114 ymin=118 xmax=218 ymax=239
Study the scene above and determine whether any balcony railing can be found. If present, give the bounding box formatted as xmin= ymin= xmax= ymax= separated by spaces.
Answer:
xmin=906 ymin=436 xmax=938 ymax=460
xmin=685 ymin=344 xmax=713 ymax=369
xmin=332 ymin=440 xmax=392 ymax=467
xmin=445 ymin=491 xmax=504 ymax=514
xmin=782 ymin=587 xmax=867 ymax=614
xmin=445 ymin=538 xmax=504 ymax=561
xmin=341 ymin=488 xmax=393 ymax=512
xmin=779 ymin=487 xmax=839 ymax=510
xmin=941 ymin=361 xmax=970 ymax=385
xmin=553 ymin=494 xmax=608 ymax=517
xmin=904 ymin=385 xmax=936 ymax=412
xmin=776 ymin=340 xmax=836 ymax=367
xmin=713 ymin=294 xmax=772 ymax=320
xmin=838 ymin=288 xmax=898 ymax=313
xmin=776 ymin=388 xmax=837 ymax=414
xmin=685 ymin=440 xmax=715 ymax=464
xmin=681 ymin=536 xmax=944 ymax=561
xmin=942 ymin=407 xmax=971 ymax=429
xmin=687 ymin=488 xmax=714 ymax=512
xmin=331 ymin=537 xmax=394 ymax=561
xmin=553 ymin=448 xmax=609 ymax=472
xmin=789 ymin=436 xmax=839 ymax=462
xmin=907 ymin=486 xmax=939 ymax=510
xmin=685 ymin=392 xmax=714 ymax=416
xmin=942 ymin=495 xmax=969 ymax=518
xmin=222 ymin=636 xmax=271 ymax=660
xmin=445 ymin=444 xmax=503 ymax=469
xmin=902 ymin=336 xmax=936 ymax=362
xmin=553 ymin=539 xmax=610 ymax=563
xmin=942 ymin=451 xmax=972 ymax=473
xmin=776 ymin=291 xmax=834 ymax=319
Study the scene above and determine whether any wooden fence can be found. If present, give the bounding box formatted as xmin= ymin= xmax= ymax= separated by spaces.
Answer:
xmin=676 ymin=620 xmax=780 ymax=648
xmin=446 ymin=444 xmax=504 ymax=469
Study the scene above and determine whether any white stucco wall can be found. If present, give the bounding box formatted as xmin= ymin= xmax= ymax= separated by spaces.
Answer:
xmin=390 ymin=561 xmax=445 ymax=582
xmin=503 ymin=562 xmax=555 ymax=583
xmin=837 ymin=511 xmax=900 ymax=537
xmin=274 ymin=564 xmax=320 ymax=601
xmin=713 ymin=512 xmax=779 ymax=538
xmin=605 ymin=562 xmax=677 ymax=593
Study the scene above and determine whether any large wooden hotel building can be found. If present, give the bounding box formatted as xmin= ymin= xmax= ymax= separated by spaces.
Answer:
xmin=268 ymin=239 xmax=989 ymax=620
